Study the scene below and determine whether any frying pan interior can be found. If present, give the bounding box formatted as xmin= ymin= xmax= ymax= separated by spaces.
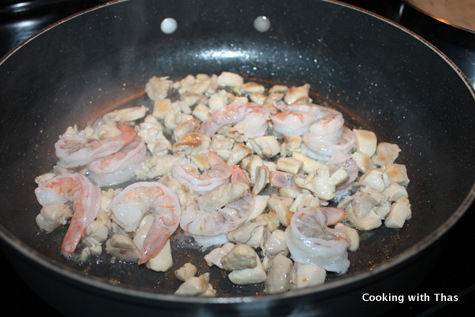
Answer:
xmin=0 ymin=0 xmax=474 ymax=311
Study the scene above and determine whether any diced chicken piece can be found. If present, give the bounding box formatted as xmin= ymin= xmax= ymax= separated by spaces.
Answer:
xmin=178 ymin=74 xmax=212 ymax=95
xmin=251 ymin=165 xmax=269 ymax=195
xmin=267 ymin=195 xmax=294 ymax=227
xmin=247 ymin=136 xmax=281 ymax=159
xmin=249 ymin=92 xmax=267 ymax=105
xmin=217 ymin=71 xmax=244 ymax=88
xmin=173 ymin=118 xmax=201 ymax=141
xmin=262 ymin=229 xmax=288 ymax=258
xmin=204 ymin=243 xmax=235 ymax=269
xmin=227 ymin=143 xmax=252 ymax=166
xmin=208 ymin=90 xmax=231 ymax=110
xmin=105 ymin=234 xmax=139 ymax=262
xmin=241 ymin=82 xmax=266 ymax=94
xmin=360 ymin=186 xmax=391 ymax=218
xmin=146 ymin=239 xmax=173 ymax=272
xmin=269 ymin=85 xmax=288 ymax=93
xmin=165 ymin=111 xmax=193 ymax=131
xmin=292 ymin=151 xmax=330 ymax=174
xmin=264 ymin=254 xmax=294 ymax=294
xmin=295 ymin=169 xmax=348 ymax=201
xmin=243 ymin=155 xmax=264 ymax=184
xmin=175 ymin=263 xmax=198 ymax=282
xmin=289 ymin=192 xmax=320 ymax=212
xmin=359 ymin=169 xmax=390 ymax=192
xmin=385 ymin=197 xmax=412 ymax=228
xmin=172 ymin=133 xmax=211 ymax=157
xmin=247 ymin=195 xmax=270 ymax=221
xmin=84 ymin=217 xmax=109 ymax=247
xmin=380 ymin=163 xmax=410 ymax=186
xmin=145 ymin=76 xmax=172 ymax=100
xmin=340 ymin=191 xmax=383 ymax=231
xmin=210 ymin=135 xmax=235 ymax=161
xmin=138 ymin=115 xmax=171 ymax=157
xmin=100 ymin=188 xmax=121 ymax=215
xmin=135 ymin=155 xmax=181 ymax=179
xmin=35 ymin=203 xmax=72 ymax=233
xmin=192 ymin=103 xmax=211 ymax=122
xmin=221 ymin=243 xmax=258 ymax=271
xmin=175 ymin=273 xmax=215 ymax=297
xmin=334 ymin=223 xmax=360 ymax=251
xmin=372 ymin=142 xmax=401 ymax=166
xmin=293 ymin=263 xmax=326 ymax=289
xmin=353 ymin=129 xmax=377 ymax=157
xmin=227 ymin=219 xmax=267 ymax=245
xmin=228 ymin=254 xmax=267 ymax=285
xmin=104 ymin=105 xmax=148 ymax=122
xmin=276 ymin=156 xmax=302 ymax=175
xmin=280 ymin=134 xmax=302 ymax=156
xmin=197 ymin=182 xmax=248 ymax=212
xmin=256 ymin=209 xmax=280 ymax=232
xmin=153 ymin=98 xmax=173 ymax=119
xmin=284 ymin=84 xmax=310 ymax=104
xmin=383 ymin=182 xmax=409 ymax=202
xmin=351 ymin=151 xmax=374 ymax=173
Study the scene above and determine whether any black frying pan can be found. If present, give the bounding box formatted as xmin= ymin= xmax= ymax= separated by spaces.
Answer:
xmin=0 ymin=0 xmax=474 ymax=316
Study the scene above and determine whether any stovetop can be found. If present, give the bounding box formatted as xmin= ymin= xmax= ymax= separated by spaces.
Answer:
xmin=0 ymin=0 xmax=473 ymax=315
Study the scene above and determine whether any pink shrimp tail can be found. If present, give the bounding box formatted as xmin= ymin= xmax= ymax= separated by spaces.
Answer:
xmin=61 ymin=221 xmax=86 ymax=257
xmin=231 ymin=165 xmax=250 ymax=187
xmin=138 ymin=227 xmax=170 ymax=264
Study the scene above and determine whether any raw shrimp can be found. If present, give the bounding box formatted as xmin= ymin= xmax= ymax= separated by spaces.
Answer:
xmin=34 ymin=173 xmax=101 ymax=257
xmin=87 ymin=136 xmax=147 ymax=187
xmin=269 ymin=170 xmax=305 ymax=190
xmin=302 ymin=109 xmax=354 ymax=162
xmin=55 ymin=123 xmax=137 ymax=168
xmin=172 ymin=151 xmax=232 ymax=194
xmin=200 ymin=103 xmax=270 ymax=138
xmin=285 ymin=206 xmax=350 ymax=273
xmin=180 ymin=165 xmax=255 ymax=236
xmin=109 ymin=182 xmax=181 ymax=264
xmin=271 ymin=104 xmax=326 ymax=136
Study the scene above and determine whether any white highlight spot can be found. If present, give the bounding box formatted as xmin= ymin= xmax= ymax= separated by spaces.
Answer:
xmin=161 ymin=18 xmax=177 ymax=34
xmin=254 ymin=16 xmax=271 ymax=32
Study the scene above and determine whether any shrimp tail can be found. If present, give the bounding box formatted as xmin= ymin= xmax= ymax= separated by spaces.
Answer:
xmin=61 ymin=221 xmax=86 ymax=258
xmin=138 ymin=227 xmax=170 ymax=264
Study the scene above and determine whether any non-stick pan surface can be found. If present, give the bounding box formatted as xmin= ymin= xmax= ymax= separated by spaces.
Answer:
xmin=0 ymin=0 xmax=474 ymax=316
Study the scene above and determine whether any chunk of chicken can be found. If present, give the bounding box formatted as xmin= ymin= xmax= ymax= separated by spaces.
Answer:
xmin=227 ymin=254 xmax=267 ymax=285
xmin=35 ymin=203 xmax=72 ymax=233
xmin=372 ymin=142 xmax=401 ymax=166
xmin=204 ymin=243 xmax=235 ymax=269
xmin=353 ymin=129 xmax=377 ymax=157
xmin=385 ymin=197 xmax=412 ymax=228
xmin=135 ymin=155 xmax=182 ymax=179
xmin=380 ymin=163 xmax=410 ymax=186
xmin=105 ymin=234 xmax=139 ymax=262
xmin=262 ymin=229 xmax=288 ymax=258
xmin=145 ymin=76 xmax=172 ymax=100
xmin=247 ymin=136 xmax=281 ymax=159
xmin=292 ymin=263 xmax=326 ymax=289
xmin=227 ymin=219 xmax=267 ymax=248
xmin=359 ymin=169 xmax=390 ymax=192
xmin=267 ymin=195 xmax=293 ymax=227
xmin=221 ymin=243 xmax=258 ymax=271
xmin=264 ymin=254 xmax=294 ymax=294
xmin=103 ymin=105 xmax=148 ymax=123
xmin=175 ymin=263 xmax=198 ymax=282
xmin=174 ymin=273 xmax=215 ymax=297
